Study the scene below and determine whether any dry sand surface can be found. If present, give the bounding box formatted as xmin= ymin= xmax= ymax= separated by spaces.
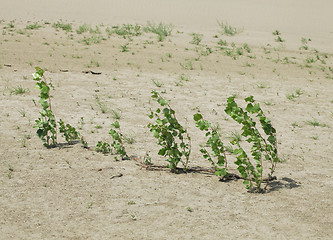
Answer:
xmin=1 ymin=1 xmax=333 ymax=239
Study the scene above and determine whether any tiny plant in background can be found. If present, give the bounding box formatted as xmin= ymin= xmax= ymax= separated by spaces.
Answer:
xmin=217 ymin=20 xmax=242 ymax=36
xmin=148 ymin=90 xmax=191 ymax=172
xmin=11 ymin=85 xmax=30 ymax=95
xmin=299 ymin=37 xmax=311 ymax=50
xmin=144 ymin=21 xmax=173 ymax=41
xmin=224 ymin=95 xmax=280 ymax=191
xmin=272 ymin=30 xmax=284 ymax=42
xmin=193 ymin=113 xmax=229 ymax=178
xmin=190 ymin=33 xmax=203 ymax=45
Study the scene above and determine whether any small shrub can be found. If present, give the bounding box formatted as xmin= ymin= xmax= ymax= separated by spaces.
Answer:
xmin=224 ymin=95 xmax=280 ymax=191
xmin=148 ymin=90 xmax=191 ymax=172
xmin=32 ymin=67 xmax=87 ymax=147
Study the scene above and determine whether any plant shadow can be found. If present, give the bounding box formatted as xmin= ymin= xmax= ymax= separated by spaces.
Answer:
xmin=57 ymin=140 xmax=81 ymax=149
xmin=266 ymin=177 xmax=301 ymax=192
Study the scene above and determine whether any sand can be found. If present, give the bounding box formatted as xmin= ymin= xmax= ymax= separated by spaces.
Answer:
xmin=1 ymin=1 xmax=333 ymax=239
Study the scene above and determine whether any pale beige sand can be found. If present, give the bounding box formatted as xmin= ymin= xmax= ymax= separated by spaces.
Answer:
xmin=1 ymin=1 xmax=333 ymax=239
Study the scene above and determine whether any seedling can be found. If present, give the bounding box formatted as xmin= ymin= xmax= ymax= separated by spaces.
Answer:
xmin=194 ymin=113 xmax=228 ymax=177
xmin=11 ymin=86 xmax=30 ymax=95
xmin=148 ymin=90 xmax=191 ymax=172
xmin=305 ymin=119 xmax=328 ymax=127
xmin=95 ymin=121 xmax=128 ymax=159
xmin=186 ymin=206 xmax=193 ymax=212
xmin=95 ymin=141 xmax=111 ymax=154
xmin=121 ymin=44 xmax=129 ymax=52
xmin=152 ymin=79 xmax=163 ymax=88
xmin=109 ymin=121 xmax=128 ymax=160
xmin=32 ymin=67 xmax=87 ymax=147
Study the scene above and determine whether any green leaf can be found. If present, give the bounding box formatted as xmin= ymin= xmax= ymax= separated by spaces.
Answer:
xmin=152 ymin=130 xmax=159 ymax=138
xmin=193 ymin=113 xmax=203 ymax=121
xmin=158 ymin=98 xmax=167 ymax=106
xmin=267 ymin=135 xmax=276 ymax=144
xmin=244 ymin=96 xmax=254 ymax=103
xmin=112 ymin=121 xmax=120 ymax=129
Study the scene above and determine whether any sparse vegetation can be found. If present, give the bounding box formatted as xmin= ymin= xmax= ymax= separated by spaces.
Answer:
xmin=217 ymin=20 xmax=242 ymax=36
xmin=144 ymin=21 xmax=173 ymax=41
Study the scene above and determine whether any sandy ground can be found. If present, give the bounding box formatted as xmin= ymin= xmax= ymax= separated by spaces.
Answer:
xmin=1 ymin=1 xmax=333 ymax=239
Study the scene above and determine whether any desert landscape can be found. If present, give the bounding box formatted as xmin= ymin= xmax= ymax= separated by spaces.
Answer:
xmin=1 ymin=0 xmax=333 ymax=239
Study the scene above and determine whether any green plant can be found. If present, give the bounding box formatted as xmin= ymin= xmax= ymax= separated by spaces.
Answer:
xmin=11 ymin=86 xmax=30 ymax=95
xmin=121 ymin=44 xmax=129 ymax=52
xmin=111 ymin=24 xmax=142 ymax=37
xmin=32 ymin=67 xmax=87 ymax=147
xmin=299 ymin=37 xmax=311 ymax=50
xmin=305 ymin=119 xmax=328 ymax=127
xmin=148 ymin=90 xmax=191 ymax=172
xmin=190 ymin=33 xmax=203 ymax=45
xmin=52 ymin=21 xmax=72 ymax=32
xmin=144 ymin=153 xmax=152 ymax=165
xmin=109 ymin=121 xmax=128 ymax=160
xmin=95 ymin=95 xmax=108 ymax=113
xmin=186 ymin=206 xmax=193 ymax=212
xmin=180 ymin=59 xmax=193 ymax=70
xmin=152 ymin=79 xmax=163 ymax=88
xmin=58 ymin=119 xmax=80 ymax=144
xmin=272 ymin=30 xmax=284 ymax=42
xmin=95 ymin=121 xmax=128 ymax=159
xmin=33 ymin=67 xmax=58 ymax=147
xmin=111 ymin=109 xmax=122 ymax=120
xmin=26 ymin=22 xmax=42 ymax=30
xmin=80 ymin=35 xmax=102 ymax=45
xmin=95 ymin=141 xmax=111 ymax=154
xmin=18 ymin=109 xmax=26 ymax=117
xmin=144 ymin=21 xmax=173 ymax=41
xmin=76 ymin=24 xmax=90 ymax=34
xmin=217 ymin=20 xmax=242 ymax=36
xmin=286 ymin=89 xmax=302 ymax=101
xmin=217 ymin=39 xmax=227 ymax=47
xmin=224 ymin=95 xmax=280 ymax=191
xmin=193 ymin=113 xmax=228 ymax=177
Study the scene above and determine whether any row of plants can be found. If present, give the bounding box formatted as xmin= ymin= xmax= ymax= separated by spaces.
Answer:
xmin=32 ymin=67 xmax=280 ymax=192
